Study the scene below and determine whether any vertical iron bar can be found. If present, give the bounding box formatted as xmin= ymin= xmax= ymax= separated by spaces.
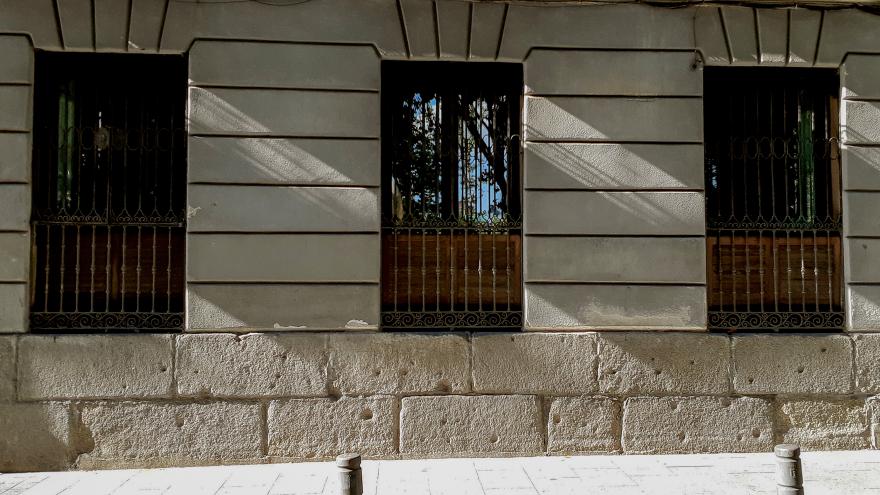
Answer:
xmin=43 ymin=224 xmax=51 ymax=312
xmin=58 ymin=226 xmax=66 ymax=312
xmin=74 ymin=225 xmax=81 ymax=312
xmin=151 ymin=226 xmax=157 ymax=312
xmin=166 ymin=225 xmax=172 ymax=311
xmin=135 ymin=225 xmax=142 ymax=312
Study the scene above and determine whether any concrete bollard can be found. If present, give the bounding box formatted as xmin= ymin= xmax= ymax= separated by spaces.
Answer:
xmin=336 ymin=453 xmax=363 ymax=495
xmin=775 ymin=444 xmax=804 ymax=495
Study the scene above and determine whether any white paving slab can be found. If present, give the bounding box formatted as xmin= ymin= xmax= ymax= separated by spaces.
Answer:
xmin=2 ymin=451 xmax=880 ymax=494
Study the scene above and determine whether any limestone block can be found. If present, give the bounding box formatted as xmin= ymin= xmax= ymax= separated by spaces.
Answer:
xmin=847 ymin=192 xmax=880 ymax=237
xmin=524 ymin=191 xmax=704 ymax=236
xmin=598 ymin=333 xmax=729 ymax=395
xmin=0 ymin=184 xmax=29 ymax=230
xmin=0 ymin=232 xmax=28 ymax=281
xmin=0 ymin=133 xmax=30 ymax=183
xmin=847 ymin=239 xmax=880 ymax=283
xmin=721 ymin=7 xmax=758 ymax=65
xmin=850 ymin=285 xmax=880 ymax=332
xmin=56 ymin=0 xmax=93 ymax=50
xmin=524 ymin=142 xmax=703 ymax=190
xmin=526 ymin=50 xmax=700 ymax=96
xmin=0 ymin=336 xmax=14 ymax=401
xmin=788 ymin=9 xmax=822 ymax=67
xmin=400 ymin=395 xmax=543 ymax=455
xmin=842 ymin=101 xmax=880 ymax=145
xmin=0 ymin=86 xmax=29 ymax=131
xmin=854 ymin=334 xmax=880 ymax=393
xmin=0 ymin=1 xmax=62 ymax=50
xmin=843 ymin=145 xmax=880 ymax=191
xmin=176 ymin=333 xmax=327 ymax=398
xmin=162 ymin=0 xmax=406 ymax=57
xmin=776 ymin=400 xmax=870 ymax=450
xmin=499 ymin=4 xmax=692 ymax=61
xmin=187 ymin=234 xmax=379 ymax=283
xmin=187 ymin=185 xmax=379 ymax=233
xmin=187 ymin=283 xmax=379 ymax=330
xmin=188 ymin=88 xmax=379 ymax=137
xmin=0 ymin=402 xmax=71 ymax=472
xmin=128 ymin=0 xmax=167 ymax=52
xmin=732 ymin=335 xmax=852 ymax=395
xmin=268 ymin=397 xmax=395 ymax=458
xmin=77 ymin=402 xmax=262 ymax=468
xmin=757 ymin=9 xmax=787 ymax=66
xmin=469 ymin=2 xmax=506 ymax=60
xmin=328 ymin=333 xmax=469 ymax=395
xmin=526 ymin=284 xmax=706 ymax=330
xmin=0 ymin=35 xmax=33 ymax=83
xmin=816 ymin=9 xmax=880 ymax=67
xmin=547 ymin=397 xmax=620 ymax=454
xmin=0 ymin=283 xmax=27 ymax=332
xmin=843 ymin=55 xmax=880 ymax=100
xmin=694 ymin=7 xmax=729 ymax=66
xmin=623 ymin=396 xmax=773 ymax=454
xmin=525 ymin=237 xmax=705 ymax=284
xmin=190 ymin=42 xmax=379 ymax=90
xmin=188 ymin=137 xmax=380 ymax=186
xmin=472 ymin=333 xmax=598 ymax=394
xmin=399 ymin=0 xmax=436 ymax=58
xmin=94 ymin=0 xmax=129 ymax=51
xmin=525 ymin=96 xmax=702 ymax=142
xmin=437 ymin=0 xmax=469 ymax=59
xmin=18 ymin=335 xmax=173 ymax=400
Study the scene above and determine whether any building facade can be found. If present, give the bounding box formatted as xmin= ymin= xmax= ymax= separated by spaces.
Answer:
xmin=1 ymin=0 xmax=880 ymax=472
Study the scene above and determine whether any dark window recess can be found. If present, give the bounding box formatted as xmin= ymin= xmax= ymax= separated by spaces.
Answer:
xmin=30 ymin=53 xmax=187 ymax=332
xmin=704 ymin=68 xmax=843 ymax=332
xmin=381 ymin=62 xmax=523 ymax=330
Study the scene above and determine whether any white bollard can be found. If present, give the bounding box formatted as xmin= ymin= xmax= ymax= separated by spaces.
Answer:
xmin=775 ymin=444 xmax=804 ymax=495
xmin=336 ymin=453 xmax=363 ymax=495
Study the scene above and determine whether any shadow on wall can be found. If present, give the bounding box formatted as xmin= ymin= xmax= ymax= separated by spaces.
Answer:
xmin=0 ymin=402 xmax=91 ymax=472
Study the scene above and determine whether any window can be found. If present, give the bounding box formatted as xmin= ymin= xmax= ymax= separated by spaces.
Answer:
xmin=704 ymin=68 xmax=843 ymax=331
xmin=30 ymin=53 xmax=186 ymax=332
xmin=381 ymin=62 xmax=523 ymax=329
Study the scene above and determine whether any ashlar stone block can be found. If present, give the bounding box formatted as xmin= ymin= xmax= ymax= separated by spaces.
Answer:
xmin=732 ymin=335 xmax=852 ymax=395
xmin=854 ymin=334 xmax=880 ymax=393
xmin=400 ymin=395 xmax=543 ymax=455
xmin=18 ymin=335 xmax=173 ymax=400
xmin=328 ymin=333 xmax=469 ymax=395
xmin=0 ymin=402 xmax=71 ymax=472
xmin=623 ymin=396 xmax=773 ymax=454
xmin=598 ymin=332 xmax=730 ymax=395
xmin=547 ymin=397 xmax=620 ymax=454
xmin=77 ymin=401 xmax=262 ymax=468
xmin=776 ymin=400 xmax=870 ymax=450
xmin=472 ymin=333 xmax=598 ymax=394
xmin=0 ymin=336 xmax=14 ymax=401
xmin=268 ymin=396 xmax=395 ymax=458
xmin=176 ymin=333 xmax=327 ymax=398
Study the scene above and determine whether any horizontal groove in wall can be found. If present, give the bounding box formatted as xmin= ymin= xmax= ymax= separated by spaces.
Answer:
xmin=524 ymin=187 xmax=705 ymax=193
xmin=0 ymin=129 xmax=30 ymax=135
xmin=524 ymin=139 xmax=703 ymax=145
xmin=525 ymin=281 xmax=706 ymax=287
xmin=190 ymin=84 xmax=379 ymax=94
xmin=841 ymin=96 xmax=880 ymax=103
xmin=188 ymin=133 xmax=380 ymax=140
xmin=0 ymin=81 xmax=31 ymax=87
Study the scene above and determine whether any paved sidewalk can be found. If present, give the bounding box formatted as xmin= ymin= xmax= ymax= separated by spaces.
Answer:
xmin=1 ymin=451 xmax=879 ymax=495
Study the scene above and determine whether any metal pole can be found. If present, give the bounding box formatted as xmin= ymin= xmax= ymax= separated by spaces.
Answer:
xmin=336 ymin=453 xmax=363 ymax=495
xmin=775 ymin=444 xmax=804 ymax=495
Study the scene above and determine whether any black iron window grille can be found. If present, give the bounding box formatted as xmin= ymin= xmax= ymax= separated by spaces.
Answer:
xmin=704 ymin=68 xmax=843 ymax=332
xmin=30 ymin=53 xmax=187 ymax=332
xmin=381 ymin=62 xmax=523 ymax=330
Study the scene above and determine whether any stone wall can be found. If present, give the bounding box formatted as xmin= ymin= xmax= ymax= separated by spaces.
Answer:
xmin=2 ymin=0 xmax=880 ymax=472
xmin=0 ymin=332 xmax=878 ymax=470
